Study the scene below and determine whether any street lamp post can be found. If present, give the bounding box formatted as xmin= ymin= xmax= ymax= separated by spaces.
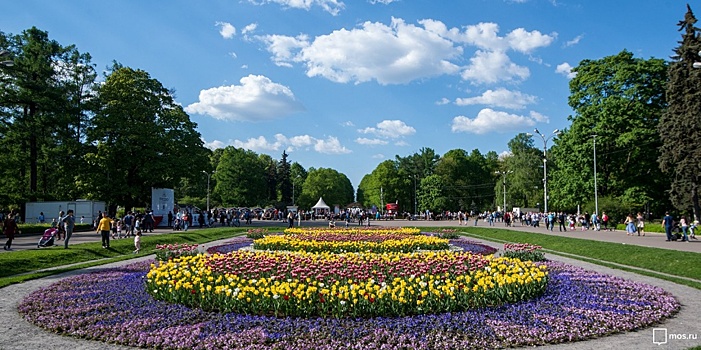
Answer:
xmin=529 ymin=128 xmax=560 ymax=213
xmin=495 ymin=170 xmax=513 ymax=213
xmin=202 ymin=171 xmax=214 ymax=213
xmin=592 ymin=135 xmax=599 ymax=216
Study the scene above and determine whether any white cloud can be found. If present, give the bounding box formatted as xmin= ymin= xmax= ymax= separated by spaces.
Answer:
xmin=258 ymin=34 xmax=310 ymax=68
xmin=242 ymin=23 xmax=258 ymax=35
xmin=461 ymin=50 xmax=529 ymax=84
xmin=394 ymin=140 xmax=409 ymax=146
xmin=341 ymin=121 xmax=355 ymax=127
xmin=204 ymin=139 xmax=227 ymax=150
xmin=214 ymin=133 xmax=351 ymax=155
xmin=355 ymin=137 xmax=389 ymax=145
xmin=233 ymin=135 xmax=281 ymax=151
xmin=258 ymin=18 xmax=555 ymax=86
xmin=215 ymin=21 xmax=236 ymax=39
xmin=455 ymin=88 xmax=537 ymax=110
xmin=247 ymin=0 xmax=345 ymax=16
xmin=372 ymin=153 xmax=385 ymax=159
xmin=498 ymin=150 xmax=513 ymax=160
xmin=258 ymin=18 xmax=462 ymax=84
xmin=314 ymin=136 xmax=352 ymax=154
xmin=505 ymin=28 xmax=556 ymax=54
xmin=555 ymin=62 xmax=576 ymax=79
xmin=358 ymin=119 xmax=416 ymax=138
xmin=369 ymin=0 xmax=396 ymax=3
xmin=436 ymin=97 xmax=450 ymax=105
xmin=529 ymin=111 xmax=549 ymax=122
xmin=185 ymin=74 xmax=305 ymax=121
xmin=451 ymin=108 xmax=547 ymax=134
xmin=564 ymin=34 xmax=583 ymax=47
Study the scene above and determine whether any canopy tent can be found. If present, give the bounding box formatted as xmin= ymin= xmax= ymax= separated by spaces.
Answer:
xmin=312 ymin=197 xmax=330 ymax=210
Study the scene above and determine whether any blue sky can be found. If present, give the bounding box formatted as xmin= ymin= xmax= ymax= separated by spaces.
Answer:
xmin=3 ymin=0 xmax=687 ymax=188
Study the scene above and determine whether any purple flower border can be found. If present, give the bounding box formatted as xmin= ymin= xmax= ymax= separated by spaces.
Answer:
xmin=18 ymin=241 xmax=680 ymax=349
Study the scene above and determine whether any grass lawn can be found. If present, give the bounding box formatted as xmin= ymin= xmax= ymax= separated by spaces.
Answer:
xmin=460 ymin=227 xmax=701 ymax=290
xmin=0 ymin=226 xmax=247 ymax=288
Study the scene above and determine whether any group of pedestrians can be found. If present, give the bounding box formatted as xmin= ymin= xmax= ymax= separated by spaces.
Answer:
xmin=95 ymin=212 xmax=142 ymax=253
xmin=661 ymin=211 xmax=697 ymax=242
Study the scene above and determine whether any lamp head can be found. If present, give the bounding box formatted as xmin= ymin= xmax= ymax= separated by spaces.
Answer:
xmin=534 ymin=128 xmax=540 ymax=134
xmin=553 ymin=129 xmax=559 ymax=134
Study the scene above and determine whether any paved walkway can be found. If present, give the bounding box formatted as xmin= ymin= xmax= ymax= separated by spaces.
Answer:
xmin=3 ymin=218 xmax=700 ymax=253
xmin=0 ymin=220 xmax=699 ymax=349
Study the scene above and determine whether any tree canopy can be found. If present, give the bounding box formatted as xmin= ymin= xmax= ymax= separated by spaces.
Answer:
xmin=548 ymin=50 xmax=668 ymax=214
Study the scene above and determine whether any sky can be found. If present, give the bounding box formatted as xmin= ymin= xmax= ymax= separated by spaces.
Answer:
xmin=2 ymin=0 xmax=689 ymax=189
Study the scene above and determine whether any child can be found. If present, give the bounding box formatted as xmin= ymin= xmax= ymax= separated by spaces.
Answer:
xmin=116 ymin=219 xmax=123 ymax=239
xmin=133 ymin=231 xmax=142 ymax=254
xmin=111 ymin=218 xmax=118 ymax=239
xmin=134 ymin=218 xmax=141 ymax=235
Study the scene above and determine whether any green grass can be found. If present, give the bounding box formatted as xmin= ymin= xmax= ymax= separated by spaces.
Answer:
xmin=0 ymin=226 xmax=247 ymax=288
xmin=459 ymin=227 xmax=701 ymax=290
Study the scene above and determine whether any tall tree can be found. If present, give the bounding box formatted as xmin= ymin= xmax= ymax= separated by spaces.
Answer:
xmin=500 ymin=133 xmax=542 ymax=208
xmin=549 ymin=50 xmax=668 ymax=213
xmin=0 ymin=27 xmax=96 ymax=203
xmin=278 ymin=151 xmax=292 ymax=205
xmin=260 ymin=154 xmax=278 ymax=205
xmin=659 ymin=4 xmax=701 ymax=220
xmin=357 ymin=160 xmax=407 ymax=211
xmin=298 ymin=168 xmax=353 ymax=210
xmin=418 ymin=174 xmax=447 ymax=214
xmin=214 ymin=147 xmax=266 ymax=207
xmin=84 ymin=64 xmax=206 ymax=211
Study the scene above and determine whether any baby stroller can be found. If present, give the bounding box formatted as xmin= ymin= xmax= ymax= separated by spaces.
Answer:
xmin=38 ymin=227 xmax=57 ymax=247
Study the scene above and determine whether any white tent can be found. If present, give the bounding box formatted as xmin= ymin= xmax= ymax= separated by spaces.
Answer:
xmin=312 ymin=197 xmax=330 ymax=210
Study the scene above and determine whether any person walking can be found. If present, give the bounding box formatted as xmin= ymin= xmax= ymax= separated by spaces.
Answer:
xmin=662 ymin=211 xmax=674 ymax=242
xmin=133 ymin=231 xmax=142 ymax=254
xmin=636 ymin=212 xmax=645 ymax=236
xmin=96 ymin=212 xmax=112 ymax=248
xmin=3 ymin=210 xmax=19 ymax=250
xmin=56 ymin=210 xmax=66 ymax=241
xmin=62 ymin=209 xmax=76 ymax=249
xmin=287 ymin=211 xmax=295 ymax=228
xmin=680 ymin=215 xmax=689 ymax=242
xmin=624 ymin=214 xmax=636 ymax=236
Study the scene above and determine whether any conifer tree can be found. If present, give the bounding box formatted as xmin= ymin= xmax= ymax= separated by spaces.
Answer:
xmin=659 ymin=4 xmax=701 ymax=220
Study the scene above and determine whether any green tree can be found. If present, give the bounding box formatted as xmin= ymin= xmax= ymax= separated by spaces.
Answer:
xmin=214 ymin=147 xmax=266 ymax=206
xmin=357 ymin=160 xmax=406 ymax=211
xmin=84 ymin=64 xmax=207 ymax=211
xmin=278 ymin=151 xmax=292 ymax=205
xmin=298 ymin=168 xmax=353 ymax=210
xmin=290 ymin=162 xmax=307 ymax=206
xmin=659 ymin=4 xmax=701 ymax=221
xmin=0 ymin=27 xmax=97 ymax=204
xmin=418 ymin=174 xmax=447 ymax=213
xmin=260 ymin=154 xmax=278 ymax=205
xmin=549 ymin=50 xmax=668 ymax=213
xmin=501 ymin=133 xmax=542 ymax=208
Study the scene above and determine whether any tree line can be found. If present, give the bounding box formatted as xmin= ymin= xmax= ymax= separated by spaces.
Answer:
xmin=2 ymin=5 xmax=700 ymax=222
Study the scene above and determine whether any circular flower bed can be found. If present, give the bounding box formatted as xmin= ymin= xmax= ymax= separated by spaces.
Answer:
xmin=145 ymin=250 xmax=547 ymax=318
xmin=18 ymin=259 xmax=680 ymax=349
